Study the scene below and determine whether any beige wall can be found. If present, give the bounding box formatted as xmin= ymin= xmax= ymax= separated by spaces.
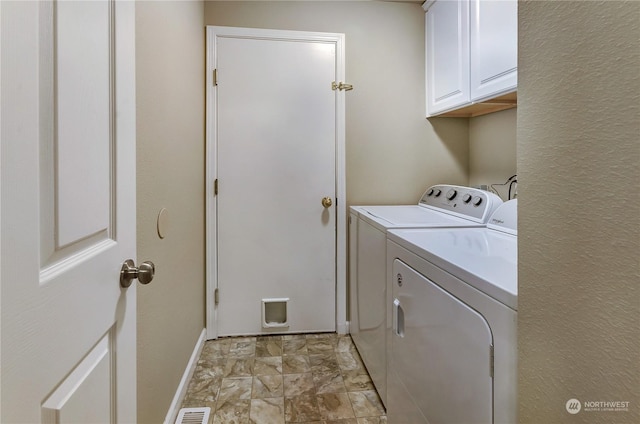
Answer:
xmin=136 ymin=2 xmax=205 ymax=423
xmin=205 ymin=1 xmax=470 ymax=205
xmin=518 ymin=1 xmax=639 ymax=422
xmin=469 ymin=108 xmax=517 ymax=200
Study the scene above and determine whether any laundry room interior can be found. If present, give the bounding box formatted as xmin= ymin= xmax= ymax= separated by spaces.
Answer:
xmin=135 ymin=1 xmax=637 ymax=423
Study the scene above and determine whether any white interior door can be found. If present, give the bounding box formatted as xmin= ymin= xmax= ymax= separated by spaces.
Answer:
xmin=207 ymin=27 xmax=345 ymax=336
xmin=1 ymin=1 xmax=137 ymax=422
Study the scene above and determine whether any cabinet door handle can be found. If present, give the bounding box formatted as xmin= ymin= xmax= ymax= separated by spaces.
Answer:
xmin=393 ymin=299 xmax=405 ymax=337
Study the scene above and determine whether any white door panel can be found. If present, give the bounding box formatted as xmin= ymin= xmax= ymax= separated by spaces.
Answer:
xmin=1 ymin=1 xmax=137 ymax=422
xmin=208 ymin=28 xmax=344 ymax=336
xmin=55 ymin=0 xmax=112 ymax=247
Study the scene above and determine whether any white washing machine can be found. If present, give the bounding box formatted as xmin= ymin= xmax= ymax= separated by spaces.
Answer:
xmin=386 ymin=199 xmax=518 ymax=424
xmin=348 ymin=185 xmax=503 ymax=407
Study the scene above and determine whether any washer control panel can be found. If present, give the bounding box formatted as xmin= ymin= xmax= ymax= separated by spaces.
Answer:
xmin=419 ymin=184 xmax=503 ymax=223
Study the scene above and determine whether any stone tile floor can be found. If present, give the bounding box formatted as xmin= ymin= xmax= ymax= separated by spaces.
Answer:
xmin=181 ymin=333 xmax=387 ymax=424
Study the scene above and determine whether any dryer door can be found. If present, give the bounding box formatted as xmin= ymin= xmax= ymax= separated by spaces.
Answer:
xmin=390 ymin=259 xmax=494 ymax=424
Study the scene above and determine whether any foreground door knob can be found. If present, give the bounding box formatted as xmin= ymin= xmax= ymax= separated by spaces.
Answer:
xmin=120 ymin=259 xmax=155 ymax=288
xmin=322 ymin=197 xmax=333 ymax=208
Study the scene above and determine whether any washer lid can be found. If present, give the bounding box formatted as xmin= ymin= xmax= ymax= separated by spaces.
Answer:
xmin=359 ymin=205 xmax=483 ymax=228
xmin=389 ymin=227 xmax=517 ymax=310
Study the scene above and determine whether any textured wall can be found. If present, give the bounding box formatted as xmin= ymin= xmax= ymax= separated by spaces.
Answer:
xmin=518 ymin=1 xmax=640 ymax=422
xmin=204 ymin=1 xmax=470 ymax=205
xmin=135 ymin=2 xmax=205 ymax=423
xmin=469 ymin=108 xmax=517 ymax=200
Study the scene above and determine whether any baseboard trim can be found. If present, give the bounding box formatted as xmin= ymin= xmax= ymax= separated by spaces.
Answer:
xmin=164 ymin=328 xmax=207 ymax=424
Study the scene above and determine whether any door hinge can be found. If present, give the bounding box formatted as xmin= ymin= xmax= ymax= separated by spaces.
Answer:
xmin=213 ymin=69 xmax=218 ymax=86
xmin=331 ymin=81 xmax=353 ymax=91
xmin=214 ymin=288 xmax=219 ymax=305
xmin=214 ymin=179 xmax=218 ymax=196
xmin=490 ymin=344 xmax=494 ymax=378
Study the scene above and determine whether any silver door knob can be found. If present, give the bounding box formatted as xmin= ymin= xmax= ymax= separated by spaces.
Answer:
xmin=120 ymin=259 xmax=155 ymax=288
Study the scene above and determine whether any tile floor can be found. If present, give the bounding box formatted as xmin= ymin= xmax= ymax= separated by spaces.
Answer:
xmin=181 ymin=333 xmax=387 ymax=424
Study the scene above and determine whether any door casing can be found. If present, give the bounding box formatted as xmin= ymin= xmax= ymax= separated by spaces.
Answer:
xmin=205 ymin=26 xmax=347 ymax=339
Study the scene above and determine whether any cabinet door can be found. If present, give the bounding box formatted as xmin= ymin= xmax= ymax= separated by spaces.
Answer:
xmin=470 ymin=0 xmax=518 ymax=101
xmin=426 ymin=0 xmax=470 ymax=116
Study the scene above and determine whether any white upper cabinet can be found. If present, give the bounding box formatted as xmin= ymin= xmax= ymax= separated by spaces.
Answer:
xmin=425 ymin=0 xmax=518 ymax=117
xmin=469 ymin=0 xmax=518 ymax=101
xmin=426 ymin=0 xmax=470 ymax=116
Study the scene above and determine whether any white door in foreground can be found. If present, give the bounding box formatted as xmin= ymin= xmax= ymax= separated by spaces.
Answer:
xmin=1 ymin=1 xmax=138 ymax=422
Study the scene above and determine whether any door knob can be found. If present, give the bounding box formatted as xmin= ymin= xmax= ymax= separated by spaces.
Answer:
xmin=120 ymin=259 xmax=155 ymax=288
xmin=321 ymin=197 xmax=333 ymax=208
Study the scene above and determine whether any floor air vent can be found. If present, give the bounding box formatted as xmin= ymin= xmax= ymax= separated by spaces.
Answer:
xmin=175 ymin=407 xmax=211 ymax=424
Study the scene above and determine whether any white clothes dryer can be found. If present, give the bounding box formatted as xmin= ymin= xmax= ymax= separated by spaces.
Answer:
xmin=348 ymin=185 xmax=502 ymax=406
xmin=386 ymin=199 xmax=518 ymax=424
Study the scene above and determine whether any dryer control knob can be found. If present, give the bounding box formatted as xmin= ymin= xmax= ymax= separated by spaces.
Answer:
xmin=446 ymin=189 xmax=457 ymax=200
xmin=433 ymin=189 xmax=442 ymax=197
xmin=472 ymin=196 xmax=483 ymax=206
xmin=462 ymin=194 xmax=472 ymax=203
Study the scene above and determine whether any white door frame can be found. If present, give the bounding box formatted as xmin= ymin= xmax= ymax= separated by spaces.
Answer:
xmin=205 ymin=26 xmax=347 ymax=339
